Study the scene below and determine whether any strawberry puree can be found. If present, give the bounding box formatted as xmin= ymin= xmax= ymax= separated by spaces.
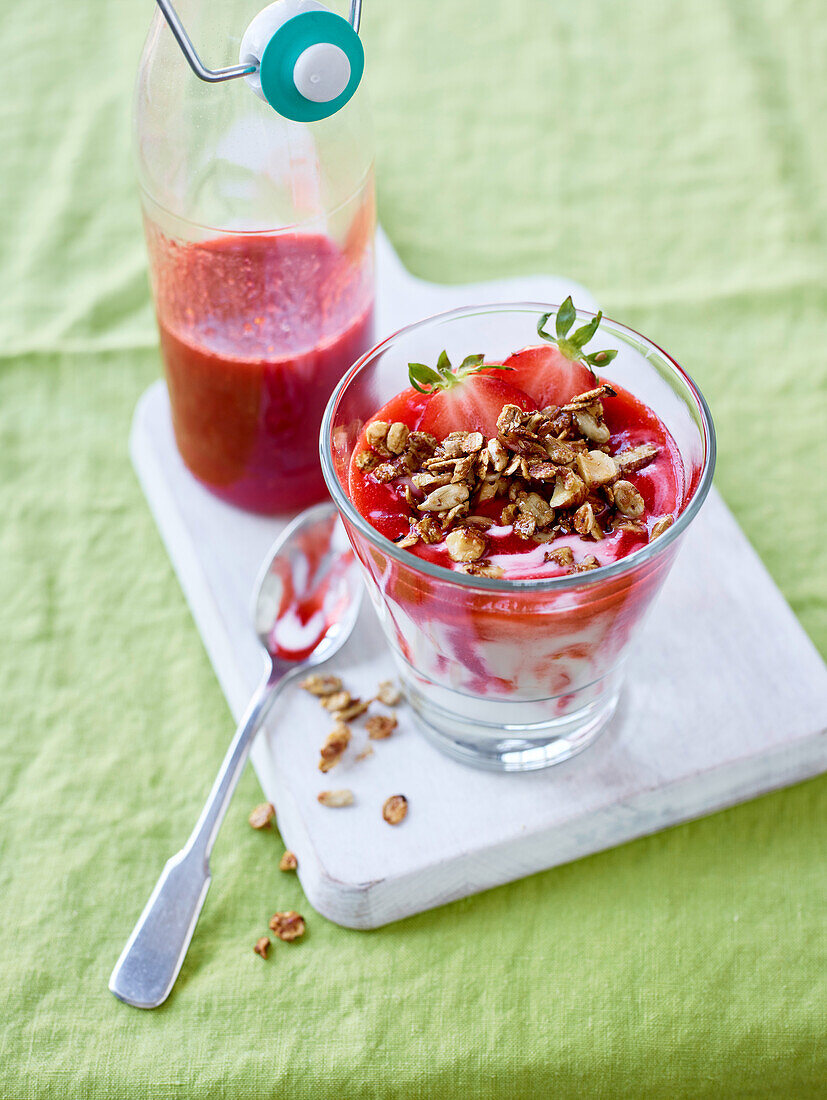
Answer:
xmin=151 ymin=229 xmax=374 ymax=514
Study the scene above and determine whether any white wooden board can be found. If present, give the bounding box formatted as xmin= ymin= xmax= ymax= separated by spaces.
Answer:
xmin=130 ymin=229 xmax=827 ymax=929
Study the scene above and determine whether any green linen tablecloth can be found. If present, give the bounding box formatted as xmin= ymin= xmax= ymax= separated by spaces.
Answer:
xmin=1 ymin=0 xmax=825 ymax=1096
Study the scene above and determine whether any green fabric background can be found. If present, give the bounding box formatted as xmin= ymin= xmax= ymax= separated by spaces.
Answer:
xmin=1 ymin=0 xmax=825 ymax=1096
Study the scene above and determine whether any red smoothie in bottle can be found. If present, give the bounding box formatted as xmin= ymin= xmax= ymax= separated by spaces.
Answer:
xmin=150 ymin=229 xmax=374 ymax=513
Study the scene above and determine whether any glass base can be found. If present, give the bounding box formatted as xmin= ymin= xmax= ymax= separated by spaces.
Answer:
xmin=402 ymin=671 xmax=621 ymax=772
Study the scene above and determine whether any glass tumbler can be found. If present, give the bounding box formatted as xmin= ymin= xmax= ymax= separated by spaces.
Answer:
xmin=321 ymin=305 xmax=715 ymax=771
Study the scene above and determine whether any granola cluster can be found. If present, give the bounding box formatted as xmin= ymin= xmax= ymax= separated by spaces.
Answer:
xmin=357 ymin=385 xmax=673 ymax=578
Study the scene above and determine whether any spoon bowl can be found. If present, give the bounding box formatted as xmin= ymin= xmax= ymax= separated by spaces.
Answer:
xmin=109 ymin=502 xmax=362 ymax=1009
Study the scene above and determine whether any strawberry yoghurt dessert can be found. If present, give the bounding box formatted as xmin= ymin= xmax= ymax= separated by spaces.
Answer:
xmin=321 ymin=303 xmax=715 ymax=770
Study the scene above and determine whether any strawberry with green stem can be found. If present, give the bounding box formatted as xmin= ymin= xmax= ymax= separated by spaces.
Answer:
xmin=408 ymin=351 xmax=534 ymax=437
xmin=503 ymin=297 xmax=618 ymax=408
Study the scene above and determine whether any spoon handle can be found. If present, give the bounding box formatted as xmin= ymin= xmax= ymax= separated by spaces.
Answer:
xmin=108 ymin=668 xmax=282 ymax=1009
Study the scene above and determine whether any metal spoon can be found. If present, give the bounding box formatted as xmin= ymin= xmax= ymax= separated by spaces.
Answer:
xmin=109 ymin=502 xmax=361 ymax=1009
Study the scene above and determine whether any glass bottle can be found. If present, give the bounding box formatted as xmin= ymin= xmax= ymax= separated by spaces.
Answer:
xmin=134 ymin=0 xmax=375 ymax=513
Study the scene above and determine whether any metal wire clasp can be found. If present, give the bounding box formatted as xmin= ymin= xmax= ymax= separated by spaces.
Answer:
xmin=154 ymin=0 xmax=362 ymax=83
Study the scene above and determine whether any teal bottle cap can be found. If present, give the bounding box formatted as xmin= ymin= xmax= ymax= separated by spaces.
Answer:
xmin=259 ymin=10 xmax=365 ymax=121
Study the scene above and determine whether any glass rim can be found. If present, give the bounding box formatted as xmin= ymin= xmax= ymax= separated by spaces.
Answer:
xmin=320 ymin=302 xmax=716 ymax=593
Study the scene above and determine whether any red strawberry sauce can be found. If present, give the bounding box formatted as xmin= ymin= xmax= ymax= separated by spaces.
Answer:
xmin=151 ymin=230 xmax=374 ymax=514
xmin=348 ymin=368 xmax=684 ymax=580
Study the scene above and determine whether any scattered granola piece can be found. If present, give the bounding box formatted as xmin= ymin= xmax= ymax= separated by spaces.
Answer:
xmin=299 ymin=674 xmax=343 ymax=697
xmin=570 ymin=555 xmax=600 ymax=573
xmin=366 ymin=714 xmax=398 ymax=741
xmin=254 ymin=936 xmax=271 ymax=958
xmin=320 ymin=690 xmax=353 ymax=712
xmin=382 ymin=794 xmax=408 ymax=825
xmin=576 ymin=450 xmax=617 ymax=488
xmin=248 ymin=802 xmax=275 ymax=830
xmin=651 ymin=514 xmax=674 ymax=539
xmin=573 ymin=409 xmax=611 ymax=445
xmin=613 ymin=480 xmax=645 ymax=519
xmin=355 ymin=746 xmax=374 ymax=761
xmin=445 ymin=527 xmax=487 ymax=563
xmin=317 ymin=789 xmax=355 ymax=807
xmin=386 ymin=421 xmax=410 ymax=454
xmin=573 ymin=502 xmax=603 ymax=540
xmin=614 ymin=442 xmax=658 ymax=473
xmin=365 ymin=420 xmax=390 ymax=450
xmin=418 ymin=483 xmax=470 ymax=513
xmin=549 ymin=469 xmax=587 ymax=510
xmin=333 ymin=699 xmax=370 ymax=722
xmin=460 ymin=561 xmax=505 ymax=579
xmin=545 ymin=546 xmax=574 ymax=567
xmin=269 ymin=911 xmax=306 ymax=941
xmin=376 ymin=680 xmax=402 ymax=706
xmin=319 ymin=721 xmax=351 ymax=772
xmin=279 ymin=851 xmax=298 ymax=872
xmin=355 ymin=450 xmax=380 ymax=473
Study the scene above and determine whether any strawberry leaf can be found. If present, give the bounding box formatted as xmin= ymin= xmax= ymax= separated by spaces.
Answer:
xmin=570 ymin=312 xmax=603 ymax=349
xmin=536 ymin=301 xmax=617 ymax=378
xmin=556 ymin=297 xmax=577 ymax=339
xmin=408 ymin=362 xmax=442 ymax=393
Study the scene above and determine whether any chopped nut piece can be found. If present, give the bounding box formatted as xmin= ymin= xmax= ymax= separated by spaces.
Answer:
xmin=417 ymin=515 xmax=444 ymax=544
xmin=382 ymin=794 xmax=408 ymax=825
xmin=549 ymin=469 xmax=587 ymax=510
xmin=613 ymin=480 xmax=645 ymax=518
xmin=514 ymin=513 xmax=537 ymax=539
xmin=320 ymin=690 xmax=353 ymax=712
xmin=395 ymin=526 xmax=420 ymax=549
xmin=576 ymin=450 xmax=618 ymax=488
xmin=571 ymin=555 xmax=600 ymax=573
xmin=366 ymin=714 xmax=398 ymax=740
xmin=573 ymin=502 xmax=603 ymax=540
xmin=279 ymin=851 xmax=298 ymax=872
xmin=545 ymin=546 xmax=574 ymax=567
xmin=487 ymin=438 xmax=509 ymax=472
xmin=254 ymin=936 xmax=271 ymax=958
xmin=527 ymin=461 xmax=558 ymax=481
xmin=573 ymin=409 xmax=611 ymax=445
xmin=334 ymin=700 xmax=370 ymax=722
xmin=355 ymin=450 xmax=380 ymax=472
xmin=562 ymin=384 xmax=616 ymax=410
xmin=519 ymin=491 xmax=555 ymax=526
xmin=614 ymin=443 xmax=658 ymax=473
xmin=269 ymin=911 xmax=306 ymax=941
xmin=319 ymin=721 xmax=351 ymax=772
xmin=376 ymin=680 xmax=402 ymax=706
xmin=614 ymin=517 xmax=646 ymax=534
xmin=317 ymin=789 xmax=354 ymax=807
xmin=460 ymin=561 xmax=505 ymax=579
xmin=248 ymin=802 xmax=275 ymax=830
xmin=365 ymin=420 xmax=390 ymax=449
xmin=418 ymin=483 xmax=470 ymax=513
xmin=373 ymin=461 xmax=401 ymax=483
xmin=651 ymin=514 xmax=674 ymax=539
xmin=386 ymin=422 xmax=410 ymax=454
xmin=496 ymin=404 xmax=525 ymax=436
xmin=464 ymin=515 xmax=494 ymax=528
xmin=299 ymin=674 xmax=343 ymax=697
xmin=445 ymin=527 xmax=487 ymax=563
xmin=544 ymin=437 xmax=577 ymax=465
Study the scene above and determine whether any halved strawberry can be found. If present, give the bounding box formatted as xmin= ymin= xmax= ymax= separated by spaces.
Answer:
xmin=419 ymin=373 xmax=535 ymax=437
xmin=502 ymin=298 xmax=619 ymax=409
xmin=502 ymin=344 xmax=596 ymax=409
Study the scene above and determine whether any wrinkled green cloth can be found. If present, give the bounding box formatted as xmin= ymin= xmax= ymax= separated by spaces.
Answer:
xmin=1 ymin=0 xmax=825 ymax=1096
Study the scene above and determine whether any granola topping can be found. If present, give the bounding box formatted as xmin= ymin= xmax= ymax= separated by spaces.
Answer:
xmin=318 ymin=722 xmax=351 ymax=772
xmin=279 ymin=850 xmax=298 ymax=872
xmin=317 ymin=788 xmax=355 ymax=808
xmin=248 ymin=802 xmax=275 ymax=830
xmin=382 ymin=794 xmax=408 ymax=825
xmin=254 ymin=936 xmax=271 ymax=958
xmin=269 ymin=911 xmax=306 ymax=941
xmin=355 ymin=377 xmax=671 ymax=578
xmin=366 ymin=714 xmax=398 ymax=740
